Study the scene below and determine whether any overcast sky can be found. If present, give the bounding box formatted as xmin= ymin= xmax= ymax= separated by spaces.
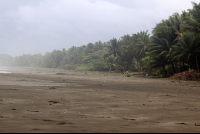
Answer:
xmin=0 ymin=0 xmax=199 ymax=56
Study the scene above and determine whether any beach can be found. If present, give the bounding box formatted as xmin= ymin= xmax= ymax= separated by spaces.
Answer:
xmin=0 ymin=67 xmax=200 ymax=133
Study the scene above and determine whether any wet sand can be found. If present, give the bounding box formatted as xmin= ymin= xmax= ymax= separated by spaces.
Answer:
xmin=0 ymin=67 xmax=200 ymax=133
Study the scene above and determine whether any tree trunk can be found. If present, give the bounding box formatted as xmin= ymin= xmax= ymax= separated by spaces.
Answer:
xmin=175 ymin=62 xmax=178 ymax=73
xmin=115 ymin=61 xmax=118 ymax=71
xmin=139 ymin=60 xmax=142 ymax=73
xmin=183 ymin=59 xmax=185 ymax=71
xmin=162 ymin=66 xmax=166 ymax=77
xmin=109 ymin=66 xmax=112 ymax=73
xmin=137 ymin=61 xmax=139 ymax=73
xmin=171 ymin=62 xmax=175 ymax=75
xmin=129 ymin=57 xmax=132 ymax=72
xmin=180 ymin=60 xmax=183 ymax=72
xmin=196 ymin=56 xmax=199 ymax=72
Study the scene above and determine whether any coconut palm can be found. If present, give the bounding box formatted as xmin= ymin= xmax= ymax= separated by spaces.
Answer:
xmin=149 ymin=13 xmax=184 ymax=74
xmin=133 ymin=31 xmax=151 ymax=72
xmin=149 ymin=55 xmax=170 ymax=76
xmin=134 ymin=31 xmax=150 ymax=58
xmin=181 ymin=2 xmax=200 ymax=35
xmin=119 ymin=34 xmax=136 ymax=71
xmin=104 ymin=54 xmax=116 ymax=72
xmin=104 ymin=38 xmax=122 ymax=70
xmin=172 ymin=32 xmax=200 ymax=71
xmin=106 ymin=38 xmax=122 ymax=57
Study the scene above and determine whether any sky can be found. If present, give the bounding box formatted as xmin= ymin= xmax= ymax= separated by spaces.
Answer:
xmin=0 ymin=0 xmax=199 ymax=57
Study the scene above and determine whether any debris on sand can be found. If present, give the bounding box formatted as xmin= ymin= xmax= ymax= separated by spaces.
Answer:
xmin=48 ymin=101 xmax=59 ymax=104
xmin=168 ymin=69 xmax=200 ymax=81
xmin=56 ymin=73 xmax=65 ymax=75
xmin=49 ymin=87 xmax=56 ymax=89
xmin=195 ymin=123 xmax=200 ymax=126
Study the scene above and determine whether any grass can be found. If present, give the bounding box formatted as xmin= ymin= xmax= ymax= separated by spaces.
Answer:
xmin=72 ymin=70 xmax=167 ymax=78
xmin=72 ymin=70 xmax=106 ymax=74
xmin=15 ymin=67 xmax=168 ymax=79
xmin=73 ymin=70 xmax=167 ymax=79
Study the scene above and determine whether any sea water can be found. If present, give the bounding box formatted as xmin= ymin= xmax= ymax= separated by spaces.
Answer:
xmin=0 ymin=68 xmax=12 ymax=73
xmin=0 ymin=71 xmax=12 ymax=73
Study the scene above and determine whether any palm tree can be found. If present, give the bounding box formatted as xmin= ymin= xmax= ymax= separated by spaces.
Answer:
xmin=104 ymin=38 xmax=122 ymax=70
xmin=135 ymin=31 xmax=150 ymax=58
xmin=119 ymin=34 xmax=135 ymax=71
xmin=86 ymin=43 xmax=95 ymax=54
xmin=149 ymin=13 xmax=183 ymax=74
xmin=149 ymin=55 xmax=170 ymax=76
xmin=172 ymin=32 xmax=200 ymax=71
xmin=107 ymin=38 xmax=122 ymax=57
xmin=181 ymin=2 xmax=200 ymax=35
xmin=133 ymin=31 xmax=150 ymax=72
xmin=104 ymin=54 xmax=116 ymax=72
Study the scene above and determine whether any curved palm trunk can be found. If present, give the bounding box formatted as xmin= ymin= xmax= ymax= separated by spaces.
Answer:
xmin=109 ymin=67 xmax=111 ymax=73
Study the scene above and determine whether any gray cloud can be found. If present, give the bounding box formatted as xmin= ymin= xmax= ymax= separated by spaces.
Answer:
xmin=0 ymin=0 xmax=199 ymax=56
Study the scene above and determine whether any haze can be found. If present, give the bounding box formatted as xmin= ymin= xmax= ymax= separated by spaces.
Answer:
xmin=0 ymin=0 xmax=199 ymax=56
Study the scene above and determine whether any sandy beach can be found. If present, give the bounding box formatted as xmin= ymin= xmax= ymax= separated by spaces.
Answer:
xmin=0 ymin=67 xmax=200 ymax=133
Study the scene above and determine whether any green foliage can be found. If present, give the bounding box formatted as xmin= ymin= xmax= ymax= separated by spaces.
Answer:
xmin=83 ymin=48 xmax=108 ymax=64
xmin=91 ymin=59 xmax=108 ymax=71
xmin=1 ymin=2 xmax=200 ymax=78
xmin=0 ymin=54 xmax=14 ymax=66
xmin=74 ymin=65 xmax=90 ymax=71
xmin=64 ymin=63 xmax=77 ymax=70
xmin=141 ymin=55 xmax=153 ymax=71
xmin=181 ymin=2 xmax=200 ymax=34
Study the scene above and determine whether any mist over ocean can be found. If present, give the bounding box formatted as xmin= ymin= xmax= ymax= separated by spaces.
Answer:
xmin=0 ymin=67 xmax=12 ymax=73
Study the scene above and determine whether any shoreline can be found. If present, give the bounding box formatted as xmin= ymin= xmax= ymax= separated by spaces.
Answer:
xmin=0 ymin=67 xmax=200 ymax=132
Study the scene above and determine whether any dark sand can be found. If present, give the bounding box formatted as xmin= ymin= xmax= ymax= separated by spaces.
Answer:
xmin=0 ymin=67 xmax=200 ymax=133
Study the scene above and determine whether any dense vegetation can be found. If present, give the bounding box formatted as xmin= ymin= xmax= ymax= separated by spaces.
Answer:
xmin=1 ymin=2 xmax=200 ymax=77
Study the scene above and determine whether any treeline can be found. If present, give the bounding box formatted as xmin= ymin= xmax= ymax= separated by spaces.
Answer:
xmin=0 ymin=42 xmax=111 ymax=71
xmin=1 ymin=2 xmax=200 ymax=77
